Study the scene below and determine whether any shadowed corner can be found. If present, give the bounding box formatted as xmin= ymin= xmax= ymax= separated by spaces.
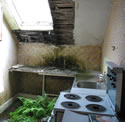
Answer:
xmin=0 ymin=70 xmax=4 ymax=93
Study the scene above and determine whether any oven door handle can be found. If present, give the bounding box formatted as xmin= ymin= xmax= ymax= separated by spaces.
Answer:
xmin=47 ymin=115 xmax=54 ymax=122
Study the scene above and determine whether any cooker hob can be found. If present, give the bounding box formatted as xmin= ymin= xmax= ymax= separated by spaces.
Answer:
xmin=54 ymin=92 xmax=115 ymax=116
xmin=85 ymin=95 xmax=103 ymax=102
xmin=61 ymin=101 xmax=80 ymax=109
xmin=86 ymin=104 xmax=106 ymax=112
xmin=64 ymin=93 xmax=81 ymax=100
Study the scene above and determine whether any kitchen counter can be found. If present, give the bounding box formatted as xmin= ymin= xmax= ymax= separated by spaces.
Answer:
xmin=9 ymin=64 xmax=77 ymax=96
xmin=9 ymin=64 xmax=77 ymax=77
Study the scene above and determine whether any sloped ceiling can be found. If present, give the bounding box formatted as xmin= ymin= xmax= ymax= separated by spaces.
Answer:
xmin=1 ymin=0 xmax=75 ymax=45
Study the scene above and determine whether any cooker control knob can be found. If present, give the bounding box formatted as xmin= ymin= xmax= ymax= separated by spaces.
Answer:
xmin=113 ymin=77 xmax=116 ymax=82
xmin=113 ymin=84 xmax=116 ymax=88
xmin=110 ymin=77 xmax=113 ymax=80
xmin=111 ymin=71 xmax=116 ymax=75
xmin=111 ymin=83 xmax=116 ymax=88
xmin=107 ymin=74 xmax=111 ymax=77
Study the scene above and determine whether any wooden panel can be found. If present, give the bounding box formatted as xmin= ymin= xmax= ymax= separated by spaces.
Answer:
xmin=49 ymin=0 xmax=74 ymax=4
xmin=54 ymin=24 xmax=74 ymax=29
xmin=52 ymin=11 xmax=74 ymax=20
xmin=45 ymin=76 xmax=74 ymax=95
xmin=50 ymin=3 xmax=74 ymax=10
xmin=53 ymin=20 xmax=74 ymax=25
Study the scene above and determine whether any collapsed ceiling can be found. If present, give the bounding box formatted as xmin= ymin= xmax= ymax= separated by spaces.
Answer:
xmin=14 ymin=0 xmax=75 ymax=45
xmin=3 ymin=0 xmax=75 ymax=45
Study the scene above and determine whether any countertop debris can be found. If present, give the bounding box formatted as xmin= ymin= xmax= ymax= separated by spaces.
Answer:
xmin=9 ymin=64 xmax=77 ymax=77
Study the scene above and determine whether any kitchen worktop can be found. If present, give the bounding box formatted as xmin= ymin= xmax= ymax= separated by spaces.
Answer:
xmin=9 ymin=64 xmax=77 ymax=77
xmin=9 ymin=64 xmax=102 ymax=80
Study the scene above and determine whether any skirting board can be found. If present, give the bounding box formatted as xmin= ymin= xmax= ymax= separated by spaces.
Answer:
xmin=17 ymin=93 xmax=41 ymax=99
xmin=0 ymin=94 xmax=18 ymax=114
xmin=0 ymin=93 xmax=41 ymax=114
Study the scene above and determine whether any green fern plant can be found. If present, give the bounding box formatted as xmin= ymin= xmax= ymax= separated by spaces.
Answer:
xmin=9 ymin=94 xmax=57 ymax=122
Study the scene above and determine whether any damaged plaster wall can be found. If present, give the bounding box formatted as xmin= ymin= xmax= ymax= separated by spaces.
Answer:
xmin=0 ymin=18 xmax=18 ymax=105
xmin=73 ymin=0 xmax=112 ymax=45
xmin=18 ymin=43 xmax=101 ymax=70
xmin=102 ymin=0 xmax=125 ymax=72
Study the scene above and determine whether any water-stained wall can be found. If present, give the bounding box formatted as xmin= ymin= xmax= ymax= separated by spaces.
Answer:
xmin=0 ymin=18 xmax=18 ymax=105
xmin=18 ymin=43 xmax=101 ymax=71
xmin=102 ymin=0 xmax=125 ymax=72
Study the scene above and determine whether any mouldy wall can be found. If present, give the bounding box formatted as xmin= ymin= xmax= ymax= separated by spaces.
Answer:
xmin=102 ymin=0 xmax=125 ymax=72
xmin=18 ymin=43 xmax=101 ymax=71
xmin=0 ymin=18 xmax=18 ymax=105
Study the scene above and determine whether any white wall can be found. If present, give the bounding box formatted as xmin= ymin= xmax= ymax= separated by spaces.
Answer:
xmin=73 ymin=0 xmax=112 ymax=45
xmin=0 ymin=18 xmax=18 ymax=105
xmin=102 ymin=0 xmax=125 ymax=72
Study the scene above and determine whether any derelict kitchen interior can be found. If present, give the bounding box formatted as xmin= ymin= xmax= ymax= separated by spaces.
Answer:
xmin=0 ymin=0 xmax=125 ymax=121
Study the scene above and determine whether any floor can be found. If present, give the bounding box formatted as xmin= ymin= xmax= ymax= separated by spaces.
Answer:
xmin=0 ymin=99 xmax=22 ymax=122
